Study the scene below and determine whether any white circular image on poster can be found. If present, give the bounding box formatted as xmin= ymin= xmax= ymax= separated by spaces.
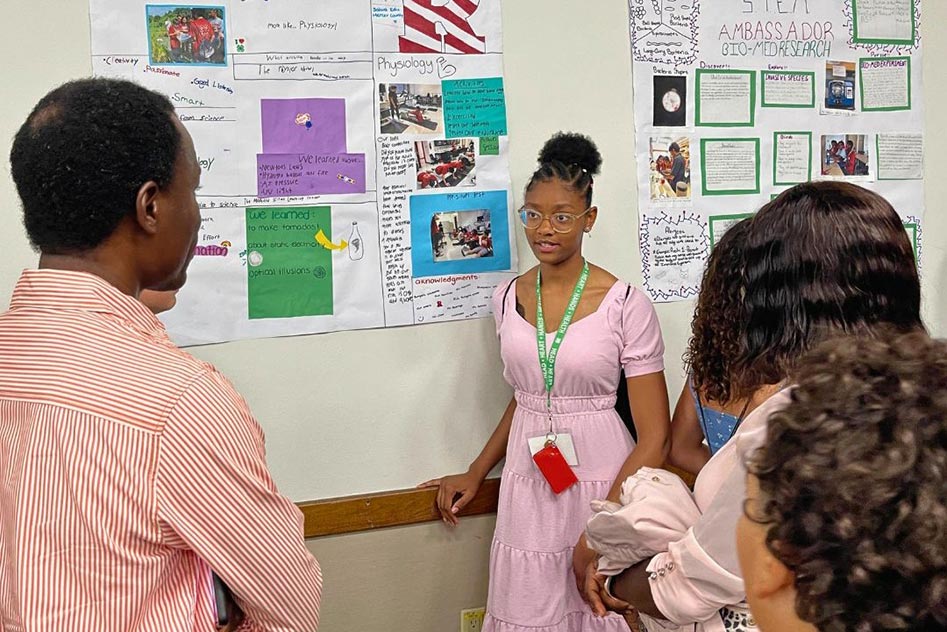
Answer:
xmin=248 ymin=251 xmax=264 ymax=267
xmin=662 ymin=88 xmax=681 ymax=113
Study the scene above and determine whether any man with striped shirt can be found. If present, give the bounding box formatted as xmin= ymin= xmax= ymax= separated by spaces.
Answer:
xmin=1 ymin=79 xmax=322 ymax=631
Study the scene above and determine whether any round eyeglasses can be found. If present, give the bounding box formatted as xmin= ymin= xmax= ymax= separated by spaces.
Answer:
xmin=518 ymin=207 xmax=592 ymax=233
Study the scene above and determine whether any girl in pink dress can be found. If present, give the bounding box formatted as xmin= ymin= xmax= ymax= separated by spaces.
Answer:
xmin=421 ymin=133 xmax=671 ymax=631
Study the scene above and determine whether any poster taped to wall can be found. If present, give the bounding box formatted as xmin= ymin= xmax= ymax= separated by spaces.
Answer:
xmin=89 ymin=0 xmax=515 ymax=345
xmin=628 ymin=0 xmax=925 ymax=301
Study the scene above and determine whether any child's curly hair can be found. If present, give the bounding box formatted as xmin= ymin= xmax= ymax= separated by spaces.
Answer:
xmin=685 ymin=218 xmax=751 ymax=403
xmin=748 ymin=330 xmax=947 ymax=631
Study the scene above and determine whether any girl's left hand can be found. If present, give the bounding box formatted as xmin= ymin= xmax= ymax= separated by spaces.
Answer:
xmin=572 ymin=533 xmax=598 ymax=601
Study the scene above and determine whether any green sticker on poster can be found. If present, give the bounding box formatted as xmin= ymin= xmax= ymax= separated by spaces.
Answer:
xmin=479 ymin=136 xmax=499 ymax=155
xmin=246 ymin=205 xmax=334 ymax=319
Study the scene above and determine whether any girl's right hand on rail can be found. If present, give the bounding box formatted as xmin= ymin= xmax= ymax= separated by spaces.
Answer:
xmin=417 ymin=470 xmax=484 ymax=526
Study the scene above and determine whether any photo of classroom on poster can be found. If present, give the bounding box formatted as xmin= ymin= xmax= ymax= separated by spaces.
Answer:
xmin=379 ymin=83 xmax=444 ymax=135
xmin=431 ymin=210 xmax=493 ymax=262
xmin=822 ymin=134 xmax=869 ymax=177
xmin=415 ymin=139 xmax=477 ymax=189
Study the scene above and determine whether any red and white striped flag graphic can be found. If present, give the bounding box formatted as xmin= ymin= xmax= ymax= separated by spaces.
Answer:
xmin=399 ymin=0 xmax=486 ymax=54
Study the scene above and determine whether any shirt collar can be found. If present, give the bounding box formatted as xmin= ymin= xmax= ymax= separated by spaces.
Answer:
xmin=8 ymin=269 xmax=169 ymax=339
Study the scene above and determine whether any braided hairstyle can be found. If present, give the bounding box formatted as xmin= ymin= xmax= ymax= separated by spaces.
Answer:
xmin=526 ymin=132 xmax=602 ymax=207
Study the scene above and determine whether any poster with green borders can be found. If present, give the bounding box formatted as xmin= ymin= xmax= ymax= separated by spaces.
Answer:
xmin=709 ymin=212 xmax=755 ymax=248
xmin=245 ymin=205 xmax=334 ymax=320
xmin=859 ymin=57 xmax=911 ymax=112
xmin=695 ymin=69 xmax=757 ymax=127
xmin=773 ymin=131 xmax=813 ymax=186
xmin=700 ymin=138 xmax=761 ymax=196
xmin=760 ymin=71 xmax=816 ymax=108
xmin=852 ymin=0 xmax=916 ymax=45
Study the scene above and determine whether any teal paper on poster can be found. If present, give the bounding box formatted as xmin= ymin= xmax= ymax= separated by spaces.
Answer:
xmin=443 ymin=78 xmax=508 ymax=139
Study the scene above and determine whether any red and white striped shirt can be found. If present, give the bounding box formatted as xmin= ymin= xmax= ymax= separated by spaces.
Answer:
xmin=0 ymin=270 xmax=322 ymax=631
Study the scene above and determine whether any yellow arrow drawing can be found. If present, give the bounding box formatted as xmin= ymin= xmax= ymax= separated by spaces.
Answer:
xmin=314 ymin=229 xmax=348 ymax=251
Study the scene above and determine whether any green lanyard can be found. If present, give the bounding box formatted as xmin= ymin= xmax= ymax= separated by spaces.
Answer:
xmin=536 ymin=260 xmax=590 ymax=421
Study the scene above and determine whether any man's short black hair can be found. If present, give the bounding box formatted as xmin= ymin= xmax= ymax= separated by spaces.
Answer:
xmin=10 ymin=78 xmax=181 ymax=253
xmin=668 ymin=142 xmax=680 ymax=153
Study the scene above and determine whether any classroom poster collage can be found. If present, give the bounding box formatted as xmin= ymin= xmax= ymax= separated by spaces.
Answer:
xmin=631 ymin=0 xmax=924 ymax=302
xmin=90 ymin=0 xmax=515 ymax=345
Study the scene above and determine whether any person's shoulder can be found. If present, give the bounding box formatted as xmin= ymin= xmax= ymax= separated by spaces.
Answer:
xmin=587 ymin=263 xmax=619 ymax=292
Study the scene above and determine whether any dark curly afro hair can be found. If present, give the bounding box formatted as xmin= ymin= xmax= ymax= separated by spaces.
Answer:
xmin=10 ymin=78 xmax=180 ymax=254
xmin=749 ymin=330 xmax=947 ymax=632
xmin=526 ymin=132 xmax=602 ymax=207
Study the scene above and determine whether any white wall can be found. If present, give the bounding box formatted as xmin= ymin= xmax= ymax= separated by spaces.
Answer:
xmin=1 ymin=1 xmax=944 ymax=507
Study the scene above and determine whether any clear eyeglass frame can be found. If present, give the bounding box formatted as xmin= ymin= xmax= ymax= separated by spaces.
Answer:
xmin=518 ymin=207 xmax=592 ymax=233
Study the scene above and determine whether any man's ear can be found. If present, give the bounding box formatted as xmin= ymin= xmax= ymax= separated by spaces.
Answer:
xmin=135 ymin=180 xmax=161 ymax=235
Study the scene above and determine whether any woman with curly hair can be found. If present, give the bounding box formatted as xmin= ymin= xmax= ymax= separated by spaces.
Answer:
xmin=668 ymin=218 xmax=752 ymax=475
xmin=738 ymin=330 xmax=947 ymax=631
xmin=586 ymin=181 xmax=923 ymax=632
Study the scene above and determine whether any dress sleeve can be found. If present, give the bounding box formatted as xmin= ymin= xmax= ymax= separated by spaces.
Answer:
xmin=620 ymin=285 xmax=665 ymax=377
xmin=492 ymin=277 xmax=516 ymax=337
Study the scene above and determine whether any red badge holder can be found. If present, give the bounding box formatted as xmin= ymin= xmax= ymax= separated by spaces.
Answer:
xmin=532 ymin=439 xmax=578 ymax=494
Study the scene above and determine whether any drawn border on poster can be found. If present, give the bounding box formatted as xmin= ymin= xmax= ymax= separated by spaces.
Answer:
xmin=903 ymin=215 xmax=922 ymax=268
xmin=772 ymin=131 xmax=813 ymax=187
xmin=760 ymin=71 xmax=816 ymax=109
xmin=639 ymin=208 xmax=708 ymax=302
xmin=708 ymin=212 xmax=755 ymax=249
xmin=695 ymin=69 xmax=756 ymax=127
xmin=852 ymin=0 xmax=917 ymax=46
xmin=699 ymin=138 xmax=761 ymax=196
xmin=875 ymin=133 xmax=924 ymax=181
xmin=858 ymin=56 xmax=912 ymax=112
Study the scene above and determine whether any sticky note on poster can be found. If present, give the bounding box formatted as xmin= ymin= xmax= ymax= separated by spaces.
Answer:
xmin=245 ymin=206 xmax=333 ymax=319
xmin=443 ymin=78 xmax=508 ymax=138
xmin=261 ymin=98 xmax=348 ymax=154
xmin=479 ymin=136 xmax=499 ymax=155
xmin=257 ymin=153 xmax=366 ymax=197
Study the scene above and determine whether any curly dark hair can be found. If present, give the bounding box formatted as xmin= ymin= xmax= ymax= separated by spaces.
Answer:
xmin=525 ymin=132 xmax=602 ymax=207
xmin=747 ymin=330 xmax=947 ymax=631
xmin=731 ymin=181 xmax=922 ymax=398
xmin=9 ymin=78 xmax=180 ymax=254
xmin=685 ymin=218 xmax=751 ymax=403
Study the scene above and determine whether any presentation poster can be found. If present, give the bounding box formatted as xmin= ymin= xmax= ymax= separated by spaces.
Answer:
xmin=629 ymin=0 xmax=924 ymax=301
xmin=90 ymin=0 xmax=516 ymax=344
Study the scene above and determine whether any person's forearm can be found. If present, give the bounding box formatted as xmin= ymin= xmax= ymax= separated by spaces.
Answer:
xmin=469 ymin=397 xmax=516 ymax=479
xmin=611 ymin=558 xmax=664 ymax=619
xmin=606 ymin=434 xmax=668 ymax=501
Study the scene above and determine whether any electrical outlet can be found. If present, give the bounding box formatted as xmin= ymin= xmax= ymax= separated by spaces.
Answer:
xmin=460 ymin=607 xmax=485 ymax=632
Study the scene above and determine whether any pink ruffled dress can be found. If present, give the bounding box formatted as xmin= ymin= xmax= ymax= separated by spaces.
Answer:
xmin=484 ymin=279 xmax=665 ymax=632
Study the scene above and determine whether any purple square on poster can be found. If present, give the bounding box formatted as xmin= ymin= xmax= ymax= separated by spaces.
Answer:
xmin=257 ymin=153 xmax=367 ymax=197
xmin=260 ymin=98 xmax=347 ymax=154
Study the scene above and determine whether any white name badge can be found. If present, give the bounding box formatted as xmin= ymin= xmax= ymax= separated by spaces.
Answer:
xmin=528 ymin=433 xmax=578 ymax=466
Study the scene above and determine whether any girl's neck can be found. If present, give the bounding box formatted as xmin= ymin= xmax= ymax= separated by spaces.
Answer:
xmin=538 ymin=254 xmax=585 ymax=290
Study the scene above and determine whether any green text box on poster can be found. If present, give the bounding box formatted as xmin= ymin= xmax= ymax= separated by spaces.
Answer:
xmin=246 ymin=205 xmax=333 ymax=320
xmin=443 ymin=78 xmax=508 ymax=138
